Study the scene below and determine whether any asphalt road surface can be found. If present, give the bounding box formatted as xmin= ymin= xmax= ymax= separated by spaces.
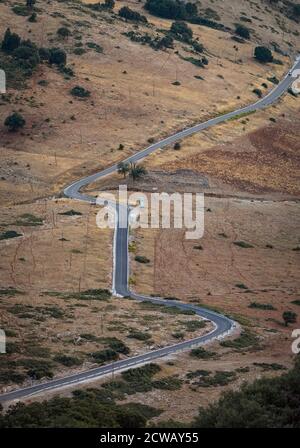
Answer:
xmin=0 ymin=56 xmax=299 ymax=403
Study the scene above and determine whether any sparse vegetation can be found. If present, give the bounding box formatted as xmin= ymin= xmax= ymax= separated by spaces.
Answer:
xmin=282 ymin=311 xmax=297 ymax=326
xmin=249 ymin=302 xmax=276 ymax=310
xmin=53 ymin=355 xmax=82 ymax=367
xmin=220 ymin=330 xmax=259 ymax=351
xmin=190 ymin=347 xmax=217 ymax=359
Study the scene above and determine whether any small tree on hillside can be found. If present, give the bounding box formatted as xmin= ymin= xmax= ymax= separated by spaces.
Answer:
xmin=235 ymin=24 xmax=250 ymax=39
xmin=170 ymin=21 xmax=193 ymax=42
xmin=49 ymin=48 xmax=67 ymax=65
xmin=185 ymin=2 xmax=198 ymax=17
xmin=104 ymin=0 xmax=115 ymax=9
xmin=4 ymin=112 xmax=26 ymax=132
xmin=1 ymin=28 xmax=21 ymax=53
xmin=294 ymin=4 xmax=300 ymax=17
xmin=282 ymin=311 xmax=297 ymax=327
xmin=117 ymin=162 xmax=130 ymax=179
xmin=26 ymin=0 xmax=36 ymax=9
xmin=254 ymin=46 xmax=273 ymax=63
xmin=57 ymin=27 xmax=71 ymax=40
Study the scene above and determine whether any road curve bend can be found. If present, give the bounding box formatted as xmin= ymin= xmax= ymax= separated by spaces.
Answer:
xmin=0 ymin=57 xmax=299 ymax=403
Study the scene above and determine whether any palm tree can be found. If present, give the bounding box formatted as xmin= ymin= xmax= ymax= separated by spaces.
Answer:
xmin=117 ymin=162 xmax=130 ymax=179
xmin=129 ymin=162 xmax=147 ymax=182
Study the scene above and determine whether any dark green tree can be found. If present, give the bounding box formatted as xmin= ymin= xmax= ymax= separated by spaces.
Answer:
xmin=254 ymin=46 xmax=273 ymax=63
xmin=294 ymin=4 xmax=300 ymax=17
xmin=49 ymin=48 xmax=67 ymax=65
xmin=185 ymin=2 xmax=198 ymax=17
xmin=235 ymin=24 xmax=250 ymax=39
xmin=119 ymin=7 xmax=148 ymax=23
xmin=13 ymin=44 xmax=40 ymax=69
xmin=282 ymin=311 xmax=297 ymax=327
xmin=4 ymin=112 xmax=26 ymax=132
xmin=1 ymin=28 xmax=21 ymax=53
xmin=70 ymin=86 xmax=91 ymax=98
xmin=57 ymin=27 xmax=71 ymax=40
xmin=170 ymin=20 xmax=193 ymax=42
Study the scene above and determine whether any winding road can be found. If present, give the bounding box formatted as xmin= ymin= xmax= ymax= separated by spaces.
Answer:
xmin=0 ymin=56 xmax=299 ymax=403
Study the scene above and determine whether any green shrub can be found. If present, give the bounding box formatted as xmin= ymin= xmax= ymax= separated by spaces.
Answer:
xmin=38 ymin=47 xmax=51 ymax=61
xmin=282 ymin=311 xmax=297 ymax=326
xmin=15 ymin=213 xmax=43 ymax=226
xmin=145 ymin=0 xmax=196 ymax=20
xmin=119 ymin=7 xmax=148 ymax=23
xmin=233 ymin=241 xmax=253 ymax=248
xmin=235 ymin=24 xmax=250 ymax=39
xmin=73 ymin=47 xmax=86 ymax=56
xmin=267 ymin=76 xmax=279 ymax=85
xmin=0 ymin=371 xmax=26 ymax=384
xmin=195 ymin=370 xmax=237 ymax=387
xmin=49 ymin=48 xmax=67 ymax=65
xmin=170 ymin=21 xmax=193 ymax=43
xmin=86 ymin=42 xmax=103 ymax=53
xmin=58 ymin=209 xmax=82 ymax=216
xmin=181 ymin=320 xmax=206 ymax=332
xmin=253 ymin=88 xmax=262 ymax=98
xmin=190 ymin=347 xmax=216 ymax=359
xmin=1 ymin=28 xmax=21 ymax=53
xmin=127 ymin=331 xmax=151 ymax=341
xmin=291 ymin=300 xmax=300 ymax=306
xmin=28 ymin=12 xmax=37 ymax=22
xmin=4 ymin=113 xmax=26 ymax=132
xmin=91 ymin=349 xmax=119 ymax=364
xmin=152 ymin=376 xmax=183 ymax=390
xmin=103 ymin=337 xmax=130 ymax=355
xmin=220 ymin=330 xmax=259 ymax=350
xmin=57 ymin=27 xmax=71 ymax=39
xmin=135 ymin=255 xmax=150 ymax=264
xmin=0 ymin=288 xmax=23 ymax=296
xmin=254 ymin=46 xmax=273 ymax=63
xmin=53 ymin=355 xmax=82 ymax=367
xmin=0 ymin=229 xmax=22 ymax=239
xmin=253 ymin=362 xmax=286 ymax=371
xmin=235 ymin=283 xmax=249 ymax=290
xmin=12 ymin=4 xmax=30 ymax=16
xmin=122 ymin=363 xmax=161 ymax=383
xmin=70 ymin=85 xmax=91 ymax=98
xmin=19 ymin=359 xmax=54 ymax=379
xmin=249 ymin=302 xmax=276 ymax=310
